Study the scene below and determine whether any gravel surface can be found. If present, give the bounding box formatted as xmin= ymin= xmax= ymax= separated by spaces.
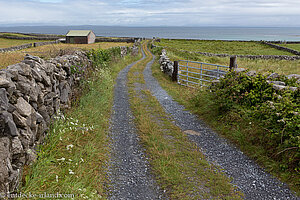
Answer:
xmin=143 ymin=47 xmax=299 ymax=200
xmin=108 ymin=50 xmax=163 ymax=200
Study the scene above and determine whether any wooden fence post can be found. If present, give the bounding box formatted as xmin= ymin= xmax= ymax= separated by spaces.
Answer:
xmin=172 ymin=61 xmax=178 ymax=82
xmin=229 ymin=56 xmax=237 ymax=71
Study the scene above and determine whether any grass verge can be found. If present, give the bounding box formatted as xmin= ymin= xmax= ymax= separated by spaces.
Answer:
xmin=127 ymin=42 xmax=243 ymax=199
xmin=150 ymin=54 xmax=300 ymax=196
xmin=19 ymin=52 xmax=141 ymax=199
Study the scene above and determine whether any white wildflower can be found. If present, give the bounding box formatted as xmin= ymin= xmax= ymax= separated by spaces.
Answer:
xmin=66 ymin=144 xmax=74 ymax=150
xmin=56 ymin=175 xmax=59 ymax=182
xmin=249 ymin=122 xmax=252 ymax=125
xmin=80 ymin=158 xmax=84 ymax=163
xmin=68 ymin=159 xmax=72 ymax=162
xmin=69 ymin=169 xmax=75 ymax=175
xmin=57 ymin=157 xmax=66 ymax=162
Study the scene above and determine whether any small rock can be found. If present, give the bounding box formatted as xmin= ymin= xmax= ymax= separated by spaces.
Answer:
xmin=0 ymin=77 xmax=10 ymax=88
xmin=267 ymin=72 xmax=279 ymax=80
xmin=272 ymin=84 xmax=286 ymax=90
xmin=36 ymin=112 xmax=44 ymax=124
xmin=289 ymin=87 xmax=298 ymax=92
xmin=15 ymin=97 xmax=34 ymax=117
xmin=233 ymin=68 xmax=246 ymax=73
xmin=0 ymin=88 xmax=9 ymax=110
xmin=31 ymin=68 xmax=43 ymax=82
xmin=0 ymin=111 xmax=19 ymax=136
xmin=0 ymin=137 xmax=11 ymax=183
xmin=26 ymin=149 xmax=37 ymax=164
xmin=246 ymin=70 xmax=257 ymax=76
xmin=11 ymin=137 xmax=24 ymax=155
xmin=267 ymin=81 xmax=286 ymax=86
xmin=12 ymin=111 xmax=27 ymax=128
xmin=287 ymin=74 xmax=300 ymax=80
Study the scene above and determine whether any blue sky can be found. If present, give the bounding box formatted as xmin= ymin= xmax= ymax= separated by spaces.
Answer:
xmin=0 ymin=0 xmax=300 ymax=26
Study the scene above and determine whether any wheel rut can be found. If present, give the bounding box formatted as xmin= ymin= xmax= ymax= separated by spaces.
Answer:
xmin=143 ymin=46 xmax=299 ymax=200
xmin=108 ymin=49 xmax=163 ymax=200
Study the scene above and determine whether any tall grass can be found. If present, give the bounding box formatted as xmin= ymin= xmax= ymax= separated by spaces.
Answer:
xmin=19 ymin=49 xmax=140 ymax=199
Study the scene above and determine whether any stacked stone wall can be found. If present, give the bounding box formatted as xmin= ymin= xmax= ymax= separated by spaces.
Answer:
xmin=0 ymin=51 xmax=91 ymax=194
xmin=262 ymin=42 xmax=300 ymax=56
xmin=0 ymin=44 xmax=33 ymax=53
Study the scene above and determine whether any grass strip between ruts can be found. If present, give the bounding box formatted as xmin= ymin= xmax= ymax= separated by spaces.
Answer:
xmin=127 ymin=42 xmax=243 ymax=199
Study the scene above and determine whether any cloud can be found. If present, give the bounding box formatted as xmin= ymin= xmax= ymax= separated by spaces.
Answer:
xmin=0 ymin=0 xmax=299 ymax=26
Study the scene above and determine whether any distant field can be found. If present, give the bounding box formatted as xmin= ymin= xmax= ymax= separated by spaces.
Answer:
xmin=0 ymin=38 xmax=53 ymax=48
xmin=0 ymin=42 xmax=132 ymax=68
xmin=0 ymin=32 xmax=33 ymax=38
xmin=160 ymin=47 xmax=300 ymax=75
xmin=155 ymin=39 xmax=294 ymax=56
xmin=279 ymin=43 xmax=300 ymax=52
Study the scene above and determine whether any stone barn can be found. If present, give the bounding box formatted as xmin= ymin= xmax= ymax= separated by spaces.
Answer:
xmin=66 ymin=30 xmax=96 ymax=44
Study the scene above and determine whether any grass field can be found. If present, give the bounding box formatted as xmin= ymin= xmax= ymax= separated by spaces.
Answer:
xmin=0 ymin=42 xmax=132 ymax=68
xmin=0 ymin=38 xmax=53 ymax=48
xmin=157 ymin=47 xmax=300 ymax=75
xmin=155 ymin=39 xmax=295 ymax=56
xmin=280 ymin=43 xmax=300 ymax=52
xmin=0 ymin=32 xmax=34 ymax=38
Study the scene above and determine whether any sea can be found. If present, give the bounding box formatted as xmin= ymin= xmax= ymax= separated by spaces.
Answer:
xmin=0 ymin=26 xmax=300 ymax=41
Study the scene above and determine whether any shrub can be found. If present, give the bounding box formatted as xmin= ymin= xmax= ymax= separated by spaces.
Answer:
xmin=209 ymin=71 xmax=299 ymax=172
xmin=87 ymin=47 xmax=121 ymax=68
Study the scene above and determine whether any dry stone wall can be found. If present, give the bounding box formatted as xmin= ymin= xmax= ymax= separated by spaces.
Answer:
xmin=262 ymin=42 xmax=300 ymax=56
xmin=0 ymin=40 xmax=60 ymax=53
xmin=33 ymin=40 xmax=59 ymax=47
xmin=151 ymin=40 xmax=300 ymax=60
xmin=0 ymin=51 xmax=91 ymax=194
xmin=159 ymin=49 xmax=174 ymax=77
xmin=0 ymin=44 xmax=33 ymax=53
xmin=0 ymin=35 xmax=61 ymax=40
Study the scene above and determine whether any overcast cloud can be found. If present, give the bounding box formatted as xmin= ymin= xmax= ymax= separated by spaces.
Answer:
xmin=0 ymin=0 xmax=299 ymax=26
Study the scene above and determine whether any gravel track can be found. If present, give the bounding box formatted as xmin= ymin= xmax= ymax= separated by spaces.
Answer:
xmin=143 ymin=47 xmax=299 ymax=200
xmin=108 ymin=49 xmax=163 ymax=200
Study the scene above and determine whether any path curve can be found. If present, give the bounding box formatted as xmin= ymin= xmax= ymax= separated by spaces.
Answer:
xmin=143 ymin=46 xmax=299 ymax=200
xmin=108 ymin=48 xmax=163 ymax=200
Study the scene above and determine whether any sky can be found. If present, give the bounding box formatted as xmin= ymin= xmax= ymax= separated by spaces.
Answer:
xmin=0 ymin=0 xmax=300 ymax=27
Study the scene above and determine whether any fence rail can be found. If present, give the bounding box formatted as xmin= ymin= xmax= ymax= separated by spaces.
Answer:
xmin=177 ymin=60 xmax=230 ymax=88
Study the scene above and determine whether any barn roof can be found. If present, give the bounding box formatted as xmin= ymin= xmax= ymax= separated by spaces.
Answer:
xmin=66 ymin=30 xmax=93 ymax=37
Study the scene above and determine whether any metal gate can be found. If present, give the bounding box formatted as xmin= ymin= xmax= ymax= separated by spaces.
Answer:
xmin=177 ymin=60 xmax=229 ymax=87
